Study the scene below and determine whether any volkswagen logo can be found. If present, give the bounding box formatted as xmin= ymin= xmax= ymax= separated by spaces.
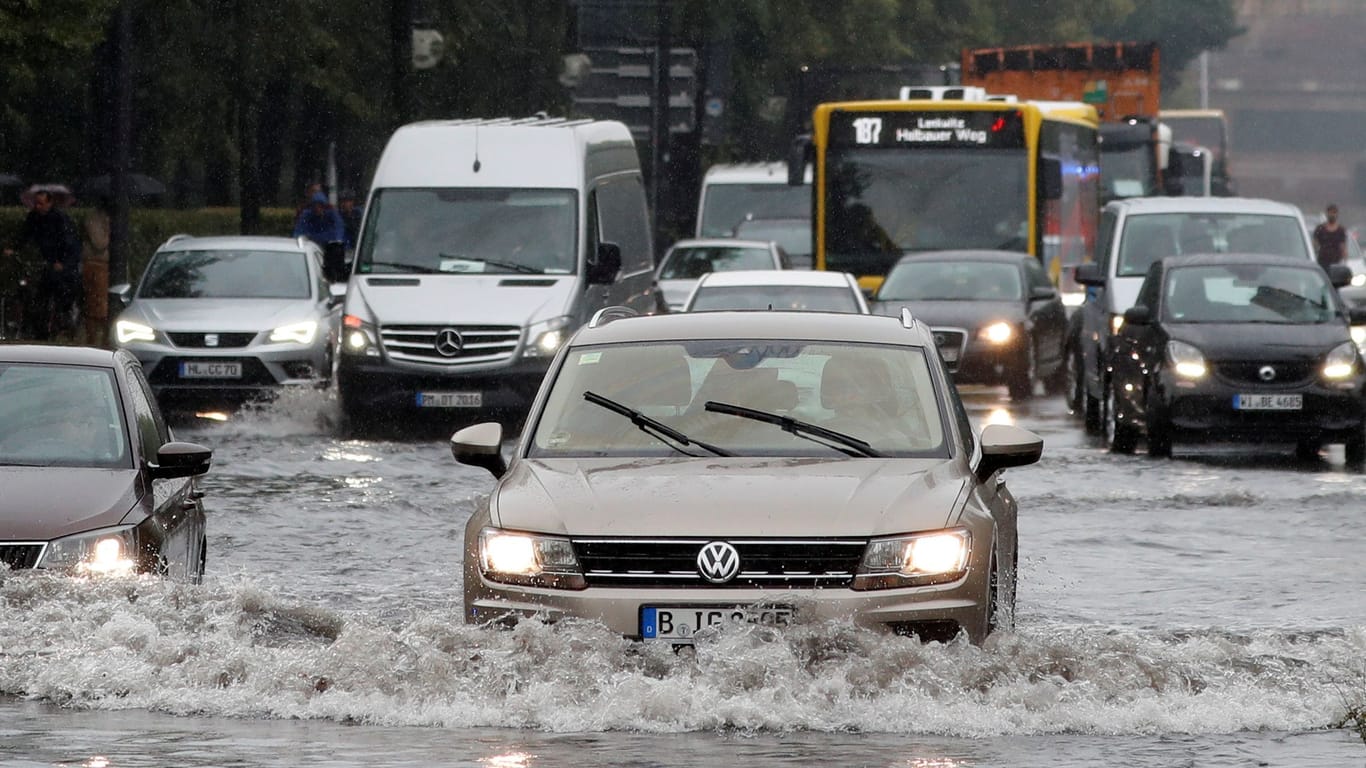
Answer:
xmin=434 ymin=328 xmax=464 ymax=357
xmin=696 ymin=541 xmax=741 ymax=584
xmin=1258 ymin=365 xmax=1277 ymax=382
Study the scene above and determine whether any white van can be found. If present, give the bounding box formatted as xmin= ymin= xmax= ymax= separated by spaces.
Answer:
xmin=336 ymin=116 xmax=658 ymax=422
xmin=695 ymin=162 xmax=812 ymax=238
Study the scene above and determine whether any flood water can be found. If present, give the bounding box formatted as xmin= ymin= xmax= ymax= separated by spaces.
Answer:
xmin=3 ymin=387 xmax=1366 ymax=767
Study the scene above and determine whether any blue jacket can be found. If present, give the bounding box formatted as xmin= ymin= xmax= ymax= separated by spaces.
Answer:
xmin=292 ymin=206 xmax=345 ymax=245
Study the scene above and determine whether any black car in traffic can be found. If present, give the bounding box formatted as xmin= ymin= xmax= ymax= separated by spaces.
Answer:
xmin=0 ymin=345 xmax=212 ymax=579
xmin=871 ymin=251 xmax=1068 ymax=400
xmin=1105 ymin=255 xmax=1366 ymax=460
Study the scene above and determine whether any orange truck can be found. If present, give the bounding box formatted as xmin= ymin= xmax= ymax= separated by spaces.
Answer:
xmin=960 ymin=41 xmax=1160 ymax=122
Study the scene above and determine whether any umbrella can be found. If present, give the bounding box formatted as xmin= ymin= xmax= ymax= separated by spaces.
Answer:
xmin=80 ymin=173 xmax=167 ymax=199
xmin=19 ymin=183 xmax=76 ymax=209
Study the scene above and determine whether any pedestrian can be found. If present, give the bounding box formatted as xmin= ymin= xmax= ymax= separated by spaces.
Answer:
xmin=81 ymin=196 xmax=112 ymax=347
xmin=1313 ymin=203 xmax=1348 ymax=269
xmin=292 ymin=190 xmax=345 ymax=249
xmin=2 ymin=189 xmax=82 ymax=339
xmin=338 ymin=189 xmax=363 ymax=251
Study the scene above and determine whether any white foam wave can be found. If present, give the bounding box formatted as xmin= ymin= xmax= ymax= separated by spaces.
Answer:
xmin=2 ymin=573 xmax=1363 ymax=736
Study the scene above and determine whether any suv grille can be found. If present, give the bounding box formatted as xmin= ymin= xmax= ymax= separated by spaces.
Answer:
xmin=168 ymin=332 xmax=259 ymax=348
xmin=572 ymin=538 xmax=866 ymax=589
xmin=379 ymin=325 xmax=521 ymax=365
xmin=1 ymin=543 xmax=44 ymax=570
xmin=1215 ymin=360 xmax=1313 ymax=387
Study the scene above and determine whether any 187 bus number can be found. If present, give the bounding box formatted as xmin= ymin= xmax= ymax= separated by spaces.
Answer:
xmin=853 ymin=117 xmax=883 ymax=145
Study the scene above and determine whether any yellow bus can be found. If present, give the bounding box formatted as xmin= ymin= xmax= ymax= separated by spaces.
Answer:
xmin=794 ymin=98 xmax=1100 ymax=299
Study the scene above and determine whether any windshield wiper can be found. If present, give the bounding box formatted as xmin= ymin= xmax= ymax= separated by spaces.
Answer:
xmin=363 ymin=260 xmax=440 ymax=274
xmin=583 ymin=391 xmax=734 ymax=458
xmin=703 ymin=400 xmax=884 ymax=458
xmin=439 ymin=254 xmax=544 ymax=274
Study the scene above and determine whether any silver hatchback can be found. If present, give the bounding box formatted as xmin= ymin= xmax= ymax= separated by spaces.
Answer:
xmin=112 ymin=235 xmax=343 ymax=408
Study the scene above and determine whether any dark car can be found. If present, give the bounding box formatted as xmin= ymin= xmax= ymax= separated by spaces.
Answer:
xmin=0 ymin=346 xmax=212 ymax=579
xmin=871 ymin=251 xmax=1068 ymax=400
xmin=1106 ymin=255 xmax=1366 ymax=460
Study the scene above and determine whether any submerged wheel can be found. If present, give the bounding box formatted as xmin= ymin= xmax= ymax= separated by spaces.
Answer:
xmin=1146 ymin=406 xmax=1173 ymax=458
xmin=1105 ymin=385 xmax=1138 ymax=454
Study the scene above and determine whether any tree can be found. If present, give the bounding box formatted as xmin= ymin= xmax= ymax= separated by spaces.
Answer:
xmin=1094 ymin=0 xmax=1241 ymax=89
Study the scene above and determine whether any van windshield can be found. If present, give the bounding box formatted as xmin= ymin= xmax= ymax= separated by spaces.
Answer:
xmin=356 ymin=188 xmax=578 ymax=275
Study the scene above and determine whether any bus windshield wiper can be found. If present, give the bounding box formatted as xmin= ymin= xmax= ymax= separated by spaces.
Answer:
xmin=363 ymin=260 xmax=440 ymax=274
xmin=704 ymin=400 xmax=884 ymax=458
xmin=583 ymin=391 xmax=734 ymax=458
xmin=439 ymin=254 xmax=543 ymax=274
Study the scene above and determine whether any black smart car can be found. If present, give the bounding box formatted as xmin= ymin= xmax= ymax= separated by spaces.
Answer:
xmin=871 ymin=251 xmax=1068 ymax=400
xmin=1105 ymin=255 xmax=1366 ymax=460
xmin=0 ymin=345 xmax=212 ymax=579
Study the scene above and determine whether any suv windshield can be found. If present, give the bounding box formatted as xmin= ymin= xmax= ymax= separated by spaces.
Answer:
xmin=1116 ymin=212 xmax=1309 ymax=277
xmin=880 ymin=261 xmax=1023 ymax=301
xmin=140 ymin=250 xmax=311 ymax=299
xmin=530 ymin=340 xmax=947 ymax=458
xmin=356 ymin=188 xmax=577 ymax=275
xmin=1163 ymin=264 xmax=1337 ymax=324
xmin=0 ymin=364 xmax=130 ymax=468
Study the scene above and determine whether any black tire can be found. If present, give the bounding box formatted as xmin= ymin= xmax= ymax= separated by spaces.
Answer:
xmin=1104 ymin=385 xmax=1138 ymax=454
xmin=1146 ymin=406 xmax=1173 ymax=458
xmin=1296 ymin=440 xmax=1322 ymax=462
xmin=1083 ymin=386 xmax=1104 ymax=435
xmin=1345 ymin=430 xmax=1366 ymax=466
xmin=1007 ymin=343 xmax=1035 ymax=401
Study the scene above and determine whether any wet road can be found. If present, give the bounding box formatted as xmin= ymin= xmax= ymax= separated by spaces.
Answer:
xmin=3 ymin=386 xmax=1366 ymax=767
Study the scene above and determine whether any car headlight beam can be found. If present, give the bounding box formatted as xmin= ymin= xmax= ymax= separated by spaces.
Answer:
xmin=38 ymin=526 xmax=140 ymax=577
xmin=525 ymin=315 xmax=574 ymax=359
xmin=1323 ymin=341 xmax=1359 ymax=380
xmin=1166 ymin=340 xmax=1207 ymax=380
xmin=269 ymin=320 xmax=318 ymax=345
xmin=478 ymin=528 xmax=585 ymax=589
xmin=979 ymin=322 xmax=1014 ymax=345
xmin=115 ymin=320 xmax=156 ymax=344
xmin=853 ymin=529 xmax=971 ymax=590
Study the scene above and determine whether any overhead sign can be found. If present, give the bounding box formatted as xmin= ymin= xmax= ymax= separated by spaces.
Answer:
xmin=828 ymin=109 xmax=1025 ymax=149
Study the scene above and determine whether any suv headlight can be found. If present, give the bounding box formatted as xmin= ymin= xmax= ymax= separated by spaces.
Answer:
xmin=852 ymin=529 xmax=971 ymax=590
xmin=478 ymin=527 xmax=585 ymax=589
xmin=524 ymin=315 xmax=574 ymax=358
xmin=1166 ymin=340 xmax=1207 ymax=379
xmin=38 ymin=526 xmax=140 ymax=577
xmin=1323 ymin=341 xmax=1358 ymax=380
xmin=341 ymin=314 xmax=379 ymax=356
xmin=269 ymin=320 xmax=318 ymax=345
xmin=115 ymin=320 xmax=156 ymax=344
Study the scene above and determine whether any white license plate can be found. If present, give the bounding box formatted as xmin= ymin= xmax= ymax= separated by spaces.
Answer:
xmin=415 ymin=391 xmax=483 ymax=408
xmin=640 ymin=605 xmax=793 ymax=642
xmin=1234 ymin=393 xmax=1303 ymax=411
xmin=180 ymin=361 xmax=242 ymax=379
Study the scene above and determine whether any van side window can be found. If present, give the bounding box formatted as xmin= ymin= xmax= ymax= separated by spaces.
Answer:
xmin=596 ymin=176 xmax=652 ymax=273
xmin=1096 ymin=210 xmax=1117 ymax=272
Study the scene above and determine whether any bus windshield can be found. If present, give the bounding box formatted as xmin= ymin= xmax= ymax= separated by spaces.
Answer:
xmin=824 ymin=147 xmax=1028 ymax=277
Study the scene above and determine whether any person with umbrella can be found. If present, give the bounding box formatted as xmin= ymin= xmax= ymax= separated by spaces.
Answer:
xmin=292 ymin=190 xmax=345 ymax=249
xmin=3 ymin=189 xmax=82 ymax=339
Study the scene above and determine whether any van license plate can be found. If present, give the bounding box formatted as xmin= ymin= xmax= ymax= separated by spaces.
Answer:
xmin=640 ymin=605 xmax=793 ymax=642
xmin=180 ymin=361 xmax=242 ymax=379
xmin=1234 ymin=393 xmax=1302 ymax=411
xmin=416 ymin=391 xmax=482 ymax=408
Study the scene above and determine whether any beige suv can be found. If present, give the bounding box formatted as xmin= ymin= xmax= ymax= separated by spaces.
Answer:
xmin=452 ymin=308 xmax=1043 ymax=644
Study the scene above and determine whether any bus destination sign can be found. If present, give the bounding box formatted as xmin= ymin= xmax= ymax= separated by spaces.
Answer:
xmin=829 ymin=110 xmax=1025 ymax=149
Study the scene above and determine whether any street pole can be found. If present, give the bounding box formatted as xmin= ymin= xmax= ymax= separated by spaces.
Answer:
xmin=1199 ymin=51 xmax=1209 ymax=110
xmin=109 ymin=1 xmax=133 ymax=289
xmin=391 ymin=0 xmax=414 ymax=126
xmin=651 ymin=0 xmax=672 ymax=260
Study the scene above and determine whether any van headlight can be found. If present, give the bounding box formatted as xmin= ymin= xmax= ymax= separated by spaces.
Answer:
xmin=1166 ymin=340 xmax=1207 ymax=379
xmin=1323 ymin=341 xmax=1358 ymax=380
xmin=269 ymin=320 xmax=318 ymax=345
xmin=115 ymin=320 xmax=156 ymax=344
xmin=38 ymin=526 xmax=140 ymax=577
xmin=524 ymin=315 xmax=573 ymax=358
xmin=341 ymin=314 xmax=379 ymax=356
xmin=853 ymin=529 xmax=971 ymax=590
xmin=478 ymin=527 xmax=585 ymax=589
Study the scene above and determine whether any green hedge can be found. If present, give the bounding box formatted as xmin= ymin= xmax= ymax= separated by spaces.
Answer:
xmin=0 ymin=207 xmax=296 ymax=289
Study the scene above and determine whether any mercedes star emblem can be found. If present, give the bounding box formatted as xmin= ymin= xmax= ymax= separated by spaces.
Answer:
xmin=696 ymin=541 xmax=741 ymax=584
xmin=434 ymin=328 xmax=464 ymax=357
xmin=1258 ymin=365 xmax=1276 ymax=382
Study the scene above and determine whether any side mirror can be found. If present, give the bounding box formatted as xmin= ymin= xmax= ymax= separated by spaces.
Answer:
xmin=1074 ymin=263 xmax=1105 ymax=287
xmin=1347 ymin=306 xmax=1366 ymax=325
xmin=975 ymin=424 xmax=1043 ymax=482
xmin=328 ymin=281 xmax=347 ymax=307
xmin=451 ymin=422 xmax=506 ymax=478
xmin=1030 ymin=285 xmax=1057 ymax=301
xmin=323 ymin=242 xmax=349 ymax=283
xmin=587 ymin=242 xmax=622 ymax=285
xmin=1040 ymin=157 xmax=1063 ymax=201
xmin=109 ymin=283 xmax=133 ymax=310
xmin=787 ymin=135 xmax=813 ymax=186
xmin=148 ymin=441 xmax=212 ymax=480
xmin=1327 ymin=264 xmax=1353 ymax=289
xmin=1123 ymin=305 xmax=1152 ymax=325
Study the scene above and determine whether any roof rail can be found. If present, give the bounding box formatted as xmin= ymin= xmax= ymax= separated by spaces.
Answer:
xmin=588 ymin=306 xmax=639 ymax=329
xmin=899 ymin=307 xmax=916 ymax=329
xmin=296 ymin=236 xmax=311 ymax=250
xmin=164 ymin=233 xmax=193 ymax=245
